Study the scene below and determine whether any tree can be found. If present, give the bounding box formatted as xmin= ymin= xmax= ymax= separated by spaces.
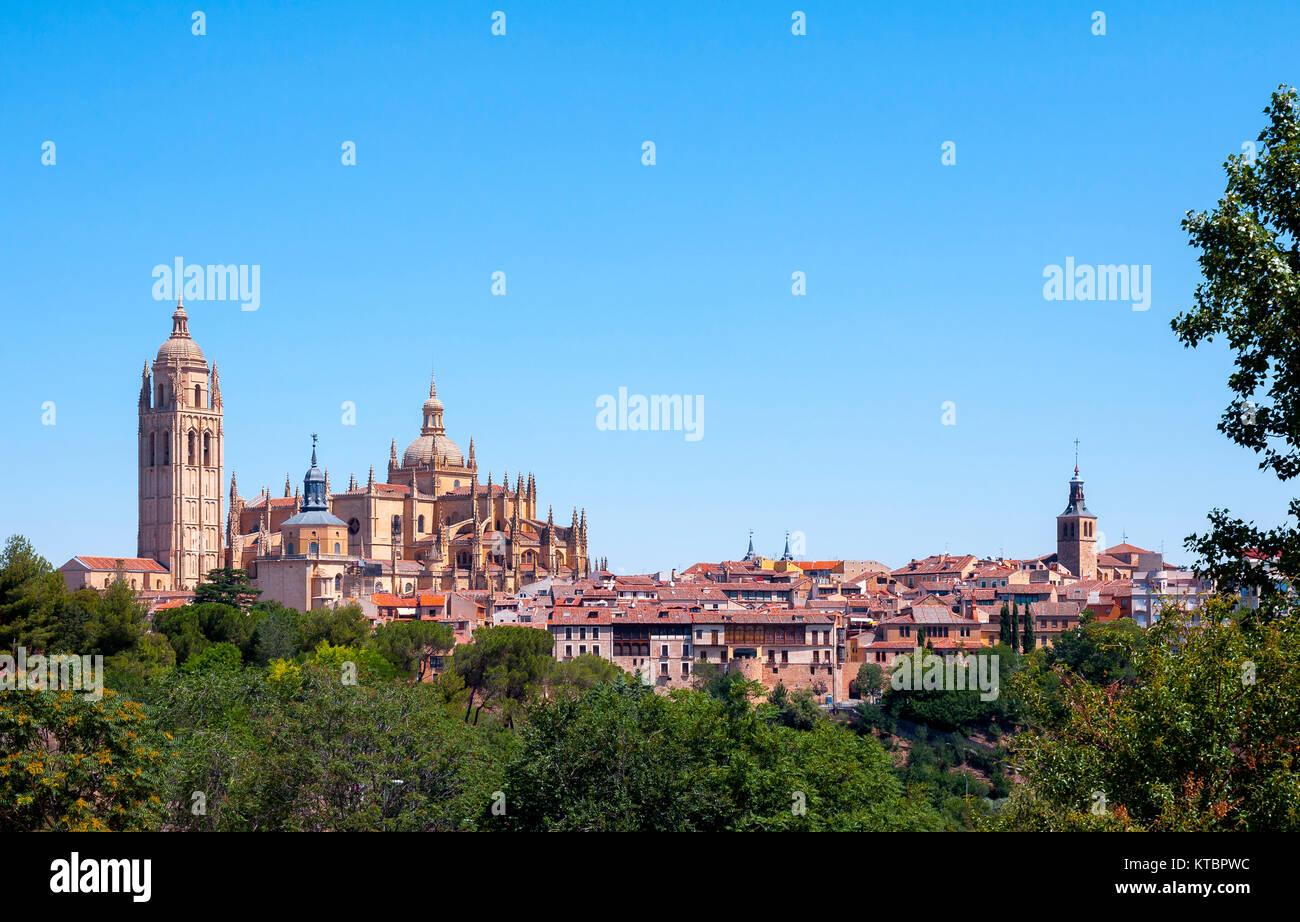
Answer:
xmin=450 ymin=625 xmax=554 ymax=726
xmin=1008 ymin=603 xmax=1020 ymax=653
xmin=547 ymin=652 xmax=623 ymax=693
xmin=0 ymin=688 xmax=170 ymax=831
xmin=88 ymin=578 xmax=148 ymax=656
xmin=181 ymin=642 xmax=243 ymax=673
xmin=767 ymin=682 xmax=821 ymax=730
xmin=998 ymin=602 xmax=1011 ymax=646
xmin=153 ymin=665 xmax=504 ymax=831
xmin=1022 ymin=604 xmax=1035 ymax=653
xmin=372 ymin=620 xmax=454 ymax=680
xmin=1170 ymin=85 xmax=1300 ymax=617
xmin=856 ymin=662 xmax=884 ymax=700
xmin=999 ymin=598 xmax=1300 ymax=830
xmin=495 ymin=676 xmax=947 ymax=831
xmin=251 ymin=602 xmax=302 ymax=664
xmin=0 ymin=535 xmax=64 ymax=653
xmin=193 ymin=568 xmax=261 ymax=610
xmin=297 ymin=604 xmax=368 ymax=649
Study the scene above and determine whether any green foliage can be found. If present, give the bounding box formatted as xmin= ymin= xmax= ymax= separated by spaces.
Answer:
xmin=371 ymin=619 xmax=454 ymax=679
xmin=999 ymin=599 xmax=1300 ymax=830
xmin=296 ymin=604 xmax=368 ymax=650
xmin=0 ymin=688 xmax=170 ymax=830
xmin=192 ymin=567 xmax=260 ymax=610
xmin=450 ymin=625 xmax=554 ymax=725
xmin=493 ymin=677 xmax=947 ymax=831
xmin=767 ymin=682 xmax=822 ymax=731
xmin=181 ymin=642 xmax=243 ymax=674
xmin=250 ymin=602 xmax=302 ymax=665
xmin=547 ymin=652 xmax=623 ymax=692
xmin=87 ymin=579 xmax=148 ymax=656
xmin=306 ymin=640 xmax=397 ymax=683
xmin=1170 ymin=85 xmax=1300 ymax=614
xmin=881 ymin=646 xmax=1019 ymax=733
xmin=856 ymin=662 xmax=884 ymax=699
xmin=153 ymin=665 xmax=506 ymax=831
xmin=0 ymin=535 xmax=65 ymax=652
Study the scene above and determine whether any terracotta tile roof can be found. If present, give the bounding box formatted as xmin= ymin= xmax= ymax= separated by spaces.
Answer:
xmin=1105 ymin=542 xmax=1153 ymax=556
xmin=67 ymin=556 xmax=169 ymax=573
xmin=244 ymin=496 xmax=298 ymax=508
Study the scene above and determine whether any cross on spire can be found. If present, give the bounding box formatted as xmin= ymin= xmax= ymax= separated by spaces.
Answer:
xmin=1073 ymin=437 xmax=1080 ymax=473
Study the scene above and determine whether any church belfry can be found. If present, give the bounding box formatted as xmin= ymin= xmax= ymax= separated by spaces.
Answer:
xmin=138 ymin=300 xmax=223 ymax=588
xmin=1055 ymin=444 xmax=1097 ymax=580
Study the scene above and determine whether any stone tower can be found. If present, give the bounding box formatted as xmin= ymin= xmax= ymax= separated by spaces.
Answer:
xmin=1056 ymin=458 xmax=1097 ymax=581
xmin=138 ymin=300 xmax=224 ymax=588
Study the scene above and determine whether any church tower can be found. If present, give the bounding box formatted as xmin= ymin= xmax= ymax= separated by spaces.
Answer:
xmin=138 ymin=300 xmax=224 ymax=589
xmin=1056 ymin=454 xmax=1097 ymax=580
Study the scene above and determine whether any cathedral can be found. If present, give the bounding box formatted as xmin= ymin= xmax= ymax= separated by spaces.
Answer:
xmin=135 ymin=301 xmax=590 ymax=605
xmin=223 ymin=369 xmax=590 ymax=605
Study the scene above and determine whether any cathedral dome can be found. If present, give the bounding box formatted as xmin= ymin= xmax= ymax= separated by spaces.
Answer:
xmin=402 ymin=369 xmax=463 ymax=466
xmin=403 ymin=433 xmax=463 ymax=467
xmin=156 ymin=303 xmax=206 ymax=364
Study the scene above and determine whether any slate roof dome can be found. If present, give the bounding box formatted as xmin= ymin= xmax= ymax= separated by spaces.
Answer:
xmin=282 ymin=436 xmax=347 ymax=528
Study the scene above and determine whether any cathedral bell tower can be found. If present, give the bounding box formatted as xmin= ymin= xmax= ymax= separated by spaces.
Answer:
xmin=1055 ymin=449 xmax=1097 ymax=581
xmin=138 ymin=300 xmax=224 ymax=589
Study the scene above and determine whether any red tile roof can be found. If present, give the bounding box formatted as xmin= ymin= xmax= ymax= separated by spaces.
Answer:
xmin=67 ymin=556 xmax=168 ymax=573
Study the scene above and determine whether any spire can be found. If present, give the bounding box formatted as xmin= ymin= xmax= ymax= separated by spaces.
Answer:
xmin=301 ymin=436 xmax=328 ymax=513
xmin=284 ymin=473 xmax=291 ymax=497
xmin=780 ymin=531 xmax=793 ymax=561
xmin=390 ymin=438 xmax=398 ymax=463
xmin=744 ymin=529 xmax=755 ymax=561
xmin=229 ymin=471 xmax=238 ymax=502
xmin=170 ymin=299 xmax=191 ymax=339
xmin=468 ymin=438 xmax=476 ymax=468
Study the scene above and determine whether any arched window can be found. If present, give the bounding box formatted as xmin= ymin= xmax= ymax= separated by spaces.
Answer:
xmin=194 ymin=383 xmax=202 ymax=408
xmin=454 ymin=480 xmax=460 ymax=489
xmin=203 ymin=431 xmax=211 ymax=466
xmin=286 ymin=542 xmax=295 ymax=556
xmin=374 ymin=579 xmax=383 ymax=593
xmin=334 ymin=574 xmax=342 ymax=592
xmin=162 ymin=431 xmax=171 ymax=465
xmin=404 ymin=582 xmax=413 ymax=593
xmin=148 ymin=432 xmax=155 ymax=467
xmin=418 ymin=515 xmax=425 ymax=533
xmin=187 ymin=430 xmax=196 ymax=465
xmin=334 ymin=542 xmax=341 ymax=554
xmin=309 ymin=541 xmax=320 ymax=555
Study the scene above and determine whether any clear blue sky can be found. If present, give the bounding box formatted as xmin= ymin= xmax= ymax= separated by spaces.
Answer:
xmin=2 ymin=1 xmax=1297 ymax=573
